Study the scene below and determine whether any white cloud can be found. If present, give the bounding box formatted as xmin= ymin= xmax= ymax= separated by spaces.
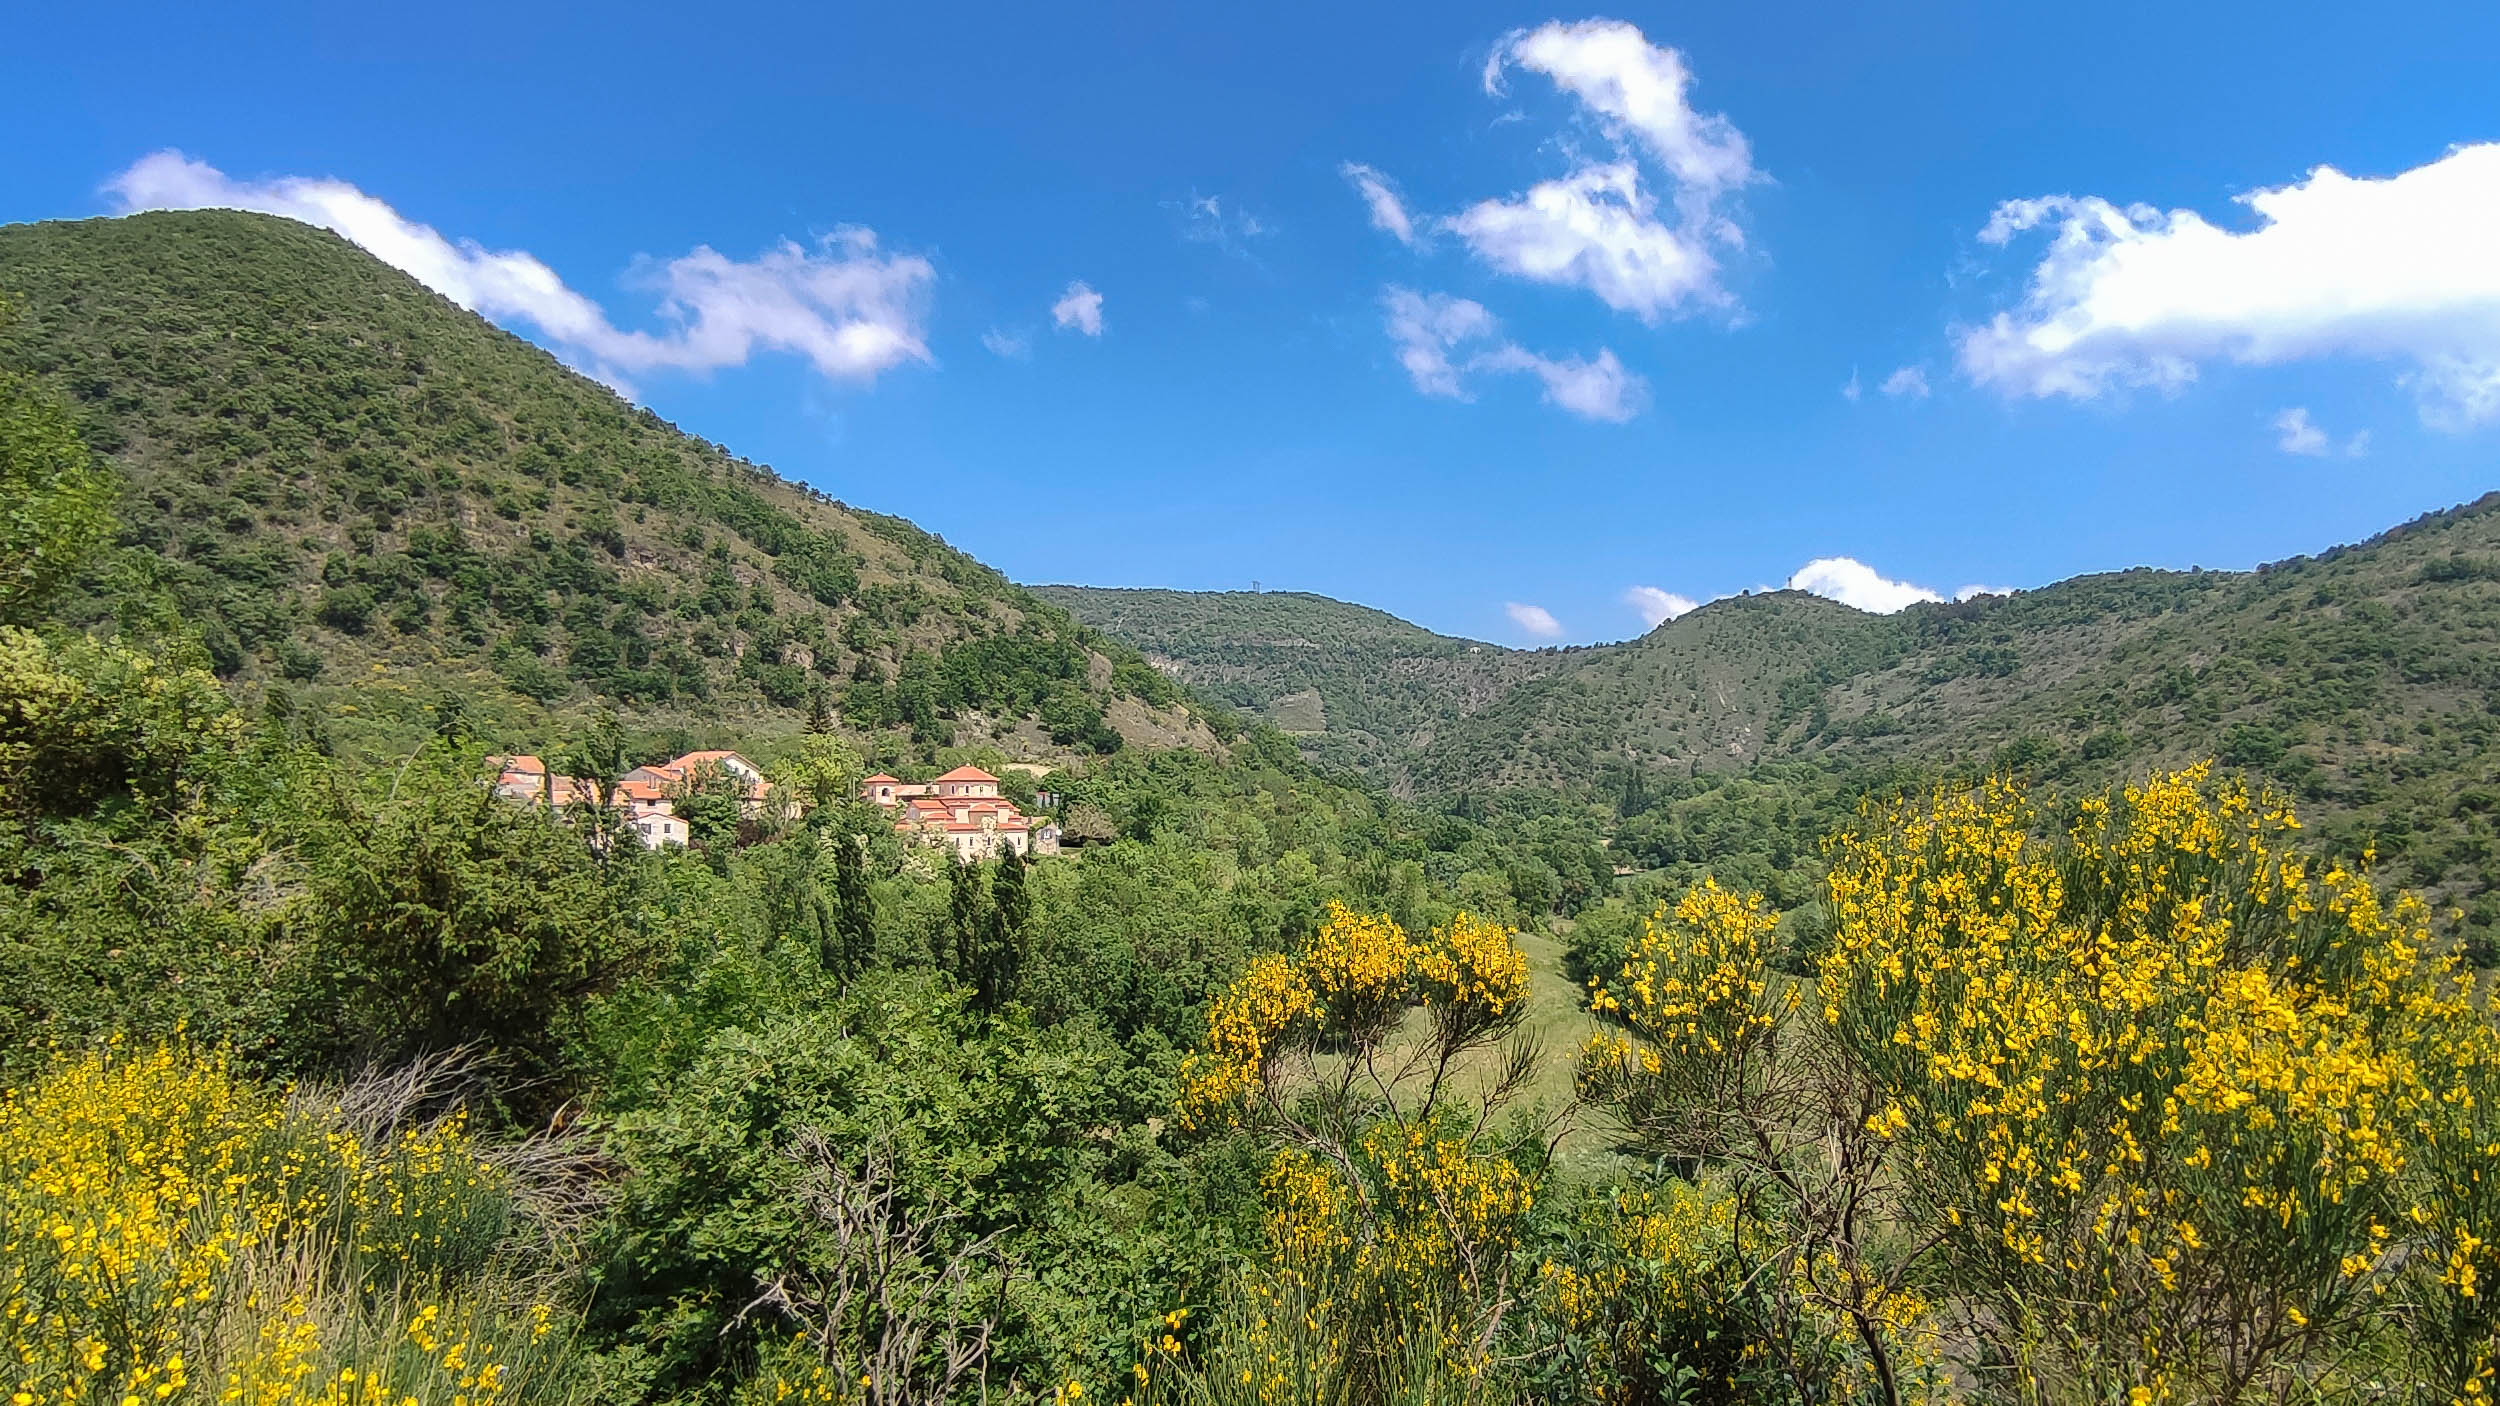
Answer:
xmin=107 ymin=150 xmax=934 ymax=391
xmin=1505 ymin=601 xmax=1565 ymax=639
xmin=1486 ymin=19 xmax=1753 ymax=203
xmin=1449 ymin=19 xmax=1756 ymax=321
xmin=1051 ymin=280 xmax=1104 ymax=336
xmin=1169 ymin=192 xmax=1271 ymax=259
xmin=1841 ymin=369 xmax=1863 ymax=402
xmin=2274 ymin=407 xmax=2330 ymax=455
xmin=981 ymin=327 xmax=1033 ymax=359
xmin=1624 ymin=585 xmax=1698 ymax=627
xmin=1953 ymin=584 xmax=2012 ymax=601
xmin=1788 ymin=558 xmax=1944 ymax=614
xmin=1381 ymin=286 xmax=1645 ymax=422
xmin=1880 ymin=365 xmax=1931 ymax=399
xmin=2273 ymin=407 xmax=2373 ymax=457
xmin=1957 ymin=142 xmax=2500 ymax=426
xmin=1446 ymin=162 xmax=1727 ymax=322
xmin=1383 ymin=287 xmax=1499 ymax=398
xmin=1341 ymin=162 xmax=1420 ymax=247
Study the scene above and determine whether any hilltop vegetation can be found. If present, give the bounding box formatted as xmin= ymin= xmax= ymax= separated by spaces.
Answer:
xmin=0 ymin=210 xmax=1192 ymax=765
xmin=1031 ymin=585 xmax=1570 ymax=775
xmin=1053 ymin=500 xmax=2500 ymax=949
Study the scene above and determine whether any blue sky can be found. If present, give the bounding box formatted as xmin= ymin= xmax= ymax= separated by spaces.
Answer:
xmin=6 ymin=0 xmax=2498 ymax=644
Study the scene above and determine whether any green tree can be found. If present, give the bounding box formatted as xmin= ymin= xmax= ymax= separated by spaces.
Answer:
xmin=979 ymin=845 xmax=1029 ymax=1010
xmin=558 ymin=709 xmax=633 ymax=854
xmin=946 ymin=854 xmax=983 ymax=982
xmin=829 ymin=830 xmax=876 ymax=982
xmin=300 ymin=745 xmax=650 ymax=1106
xmin=0 ymin=369 xmax=115 ymax=626
xmin=775 ymin=731 xmax=861 ymax=814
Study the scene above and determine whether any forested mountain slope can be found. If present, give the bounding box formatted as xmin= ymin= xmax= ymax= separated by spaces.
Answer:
xmin=1029 ymin=585 xmax=1574 ymax=774
xmin=0 ymin=210 xmax=1201 ymax=761
xmin=1058 ymin=497 xmax=2500 ymax=937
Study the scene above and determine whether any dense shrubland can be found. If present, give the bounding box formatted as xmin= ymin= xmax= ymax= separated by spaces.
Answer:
xmin=23 ymin=574 xmax=2500 ymax=1402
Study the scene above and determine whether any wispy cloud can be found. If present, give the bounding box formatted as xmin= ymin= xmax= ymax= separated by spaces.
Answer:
xmin=981 ymin=327 xmax=1033 ymax=359
xmin=1958 ymin=142 xmax=2500 ymax=426
xmin=1051 ymin=280 xmax=1105 ymax=336
xmin=1341 ymin=162 xmax=1420 ymax=247
xmin=1624 ymin=585 xmax=1698 ymax=627
xmin=1382 ymin=286 xmax=1645 ymax=422
xmin=1505 ymin=601 xmax=1565 ymax=639
xmin=1880 ymin=365 xmax=1931 ymax=399
xmin=107 ymin=151 xmax=936 ymax=395
xmin=1168 ymin=192 xmax=1272 ymax=261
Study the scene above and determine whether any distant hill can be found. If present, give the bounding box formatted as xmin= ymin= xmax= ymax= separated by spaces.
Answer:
xmin=0 ymin=210 xmax=1204 ymax=762
xmin=1028 ymin=586 xmax=1574 ymax=775
xmin=1050 ymin=499 xmax=2500 ymax=941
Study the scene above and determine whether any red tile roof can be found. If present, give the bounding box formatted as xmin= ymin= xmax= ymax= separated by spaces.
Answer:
xmin=934 ymin=765 xmax=999 ymax=783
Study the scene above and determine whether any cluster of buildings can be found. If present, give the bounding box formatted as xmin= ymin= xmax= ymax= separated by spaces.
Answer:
xmin=861 ymin=766 xmax=1057 ymax=859
xmin=490 ymin=749 xmax=775 ymax=849
xmin=489 ymin=752 xmax=1057 ymax=860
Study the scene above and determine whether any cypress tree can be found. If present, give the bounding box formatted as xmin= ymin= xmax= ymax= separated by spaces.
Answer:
xmin=981 ymin=844 xmax=1029 ymax=1009
xmin=831 ymin=831 xmax=875 ymax=981
xmin=947 ymin=854 xmax=982 ymax=983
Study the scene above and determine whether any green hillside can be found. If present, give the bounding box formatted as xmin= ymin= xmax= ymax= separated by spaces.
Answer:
xmin=1055 ymin=500 xmax=2500 ymax=943
xmin=1029 ymin=584 xmax=1572 ymax=774
xmin=0 ymin=210 xmax=1201 ymax=763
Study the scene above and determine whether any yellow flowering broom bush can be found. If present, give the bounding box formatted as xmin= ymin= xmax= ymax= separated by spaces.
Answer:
xmin=0 ymin=1042 xmax=580 ymax=1406
xmin=1153 ymin=904 xmax=1543 ymax=1405
xmin=1577 ymin=764 xmax=2500 ymax=1405
xmin=1817 ymin=766 xmax=2481 ymax=1401
xmin=1575 ymin=879 xmax=1946 ymax=1406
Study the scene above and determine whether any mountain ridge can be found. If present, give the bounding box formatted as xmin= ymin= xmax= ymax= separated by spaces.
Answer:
xmin=1047 ymin=496 xmax=2500 ymax=939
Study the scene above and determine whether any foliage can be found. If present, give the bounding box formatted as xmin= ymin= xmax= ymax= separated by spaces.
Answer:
xmin=1583 ymin=766 xmax=2500 ymax=1404
xmin=0 ymin=366 xmax=115 ymax=627
xmin=0 ymin=1041 xmax=585 ymax=1406
xmin=299 ymin=745 xmax=657 ymax=1103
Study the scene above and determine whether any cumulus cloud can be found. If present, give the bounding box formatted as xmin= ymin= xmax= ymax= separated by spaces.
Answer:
xmin=1486 ymin=19 xmax=1753 ymax=202
xmin=1953 ymin=584 xmax=2013 ymax=601
xmin=1051 ymin=280 xmax=1104 ymax=336
xmin=1624 ymin=585 xmax=1698 ymax=627
xmin=2272 ymin=407 xmax=2371 ymax=457
xmin=1957 ymin=143 xmax=2500 ymax=426
xmin=2274 ymin=407 xmax=2329 ymax=455
xmin=1788 ymin=558 xmax=1944 ymax=614
xmin=1506 ymin=601 xmax=1566 ymax=639
xmin=107 ymin=150 xmax=933 ymax=391
xmin=981 ymin=327 xmax=1033 ymax=359
xmin=1342 ymin=162 xmax=1420 ymax=247
xmin=1880 ymin=365 xmax=1931 ymax=399
xmin=1445 ymin=162 xmax=1727 ymax=323
xmin=1382 ymin=286 xmax=1645 ymax=422
xmin=1449 ymin=19 xmax=1756 ymax=321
